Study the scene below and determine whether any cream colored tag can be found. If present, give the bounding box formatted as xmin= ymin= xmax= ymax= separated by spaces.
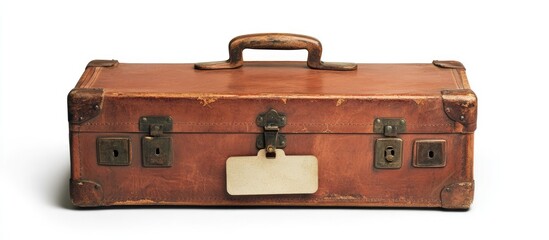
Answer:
xmin=226 ymin=149 xmax=318 ymax=195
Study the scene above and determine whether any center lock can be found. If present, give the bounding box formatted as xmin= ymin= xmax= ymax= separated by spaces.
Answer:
xmin=255 ymin=109 xmax=287 ymax=158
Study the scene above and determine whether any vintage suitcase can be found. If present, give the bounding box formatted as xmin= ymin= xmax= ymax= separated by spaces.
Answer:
xmin=68 ymin=33 xmax=477 ymax=209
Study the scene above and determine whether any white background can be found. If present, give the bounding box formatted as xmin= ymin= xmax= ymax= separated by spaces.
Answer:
xmin=1 ymin=0 xmax=547 ymax=239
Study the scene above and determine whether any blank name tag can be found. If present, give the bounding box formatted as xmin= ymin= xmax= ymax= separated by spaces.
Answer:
xmin=226 ymin=149 xmax=318 ymax=196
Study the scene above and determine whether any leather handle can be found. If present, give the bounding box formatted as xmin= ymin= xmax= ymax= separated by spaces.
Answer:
xmin=194 ymin=33 xmax=357 ymax=71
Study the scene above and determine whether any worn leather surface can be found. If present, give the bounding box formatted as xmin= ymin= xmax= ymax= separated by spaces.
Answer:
xmin=71 ymin=97 xmax=458 ymax=134
xmin=69 ymin=61 xmax=476 ymax=208
xmin=92 ymin=61 xmax=464 ymax=95
xmin=73 ymin=133 xmax=473 ymax=207
xmin=71 ymin=62 xmax=470 ymax=134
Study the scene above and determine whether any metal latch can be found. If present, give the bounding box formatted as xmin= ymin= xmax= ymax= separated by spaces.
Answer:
xmin=256 ymin=109 xmax=287 ymax=158
xmin=139 ymin=116 xmax=173 ymax=167
xmin=374 ymin=118 xmax=406 ymax=137
xmin=374 ymin=118 xmax=406 ymax=169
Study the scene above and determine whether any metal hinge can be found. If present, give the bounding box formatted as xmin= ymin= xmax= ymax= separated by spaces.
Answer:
xmin=374 ymin=118 xmax=406 ymax=169
xmin=256 ymin=109 xmax=287 ymax=158
xmin=139 ymin=116 xmax=173 ymax=167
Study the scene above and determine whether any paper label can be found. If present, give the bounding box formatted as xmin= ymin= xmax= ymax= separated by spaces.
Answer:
xmin=226 ymin=149 xmax=318 ymax=195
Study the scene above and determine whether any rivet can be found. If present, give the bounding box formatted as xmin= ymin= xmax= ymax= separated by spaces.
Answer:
xmin=143 ymin=117 xmax=148 ymax=121
xmin=376 ymin=119 xmax=382 ymax=123
xmin=94 ymin=104 xmax=100 ymax=110
xmin=78 ymin=116 xmax=84 ymax=121
xmin=460 ymin=115 xmax=465 ymax=121
xmin=445 ymin=107 xmax=451 ymax=113
xmin=445 ymin=187 xmax=451 ymax=192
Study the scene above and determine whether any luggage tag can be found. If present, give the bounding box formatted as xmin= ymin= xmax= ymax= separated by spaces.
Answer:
xmin=226 ymin=149 xmax=318 ymax=195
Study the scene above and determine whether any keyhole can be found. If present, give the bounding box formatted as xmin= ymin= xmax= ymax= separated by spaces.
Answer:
xmin=155 ymin=148 xmax=161 ymax=156
xmin=428 ymin=150 xmax=435 ymax=159
xmin=113 ymin=149 xmax=119 ymax=158
xmin=385 ymin=146 xmax=395 ymax=161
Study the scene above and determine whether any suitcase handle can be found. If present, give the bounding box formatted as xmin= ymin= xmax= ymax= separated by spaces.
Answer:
xmin=194 ymin=33 xmax=357 ymax=71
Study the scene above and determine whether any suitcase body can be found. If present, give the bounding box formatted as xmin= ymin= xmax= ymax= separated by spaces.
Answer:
xmin=68 ymin=34 xmax=477 ymax=209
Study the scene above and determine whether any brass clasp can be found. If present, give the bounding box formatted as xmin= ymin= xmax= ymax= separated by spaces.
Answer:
xmin=374 ymin=118 xmax=406 ymax=169
xmin=139 ymin=116 xmax=173 ymax=167
xmin=256 ymin=109 xmax=287 ymax=158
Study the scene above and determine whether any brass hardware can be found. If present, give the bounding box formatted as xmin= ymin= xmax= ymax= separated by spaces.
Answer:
xmin=373 ymin=118 xmax=406 ymax=137
xmin=139 ymin=116 xmax=173 ymax=134
xmin=374 ymin=118 xmax=405 ymax=169
xmin=256 ymin=109 xmax=287 ymax=158
xmin=140 ymin=116 xmax=173 ymax=167
xmin=413 ymin=140 xmax=446 ymax=167
xmin=142 ymin=136 xmax=172 ymax=167
xmin=375 ymin=138 xmax=402 ymax=169
xmin=97 ymin=137 xmax=130 ymax=166
xmin=385 ymin=147 xmax=395 ymax=161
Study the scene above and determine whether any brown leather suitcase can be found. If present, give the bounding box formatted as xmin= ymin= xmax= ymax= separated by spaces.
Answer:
xmin=68 ymin=33 xmax=477 ymax=209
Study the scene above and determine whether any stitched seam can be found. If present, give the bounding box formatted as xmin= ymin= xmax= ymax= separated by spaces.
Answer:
xmin=84 ymin=122 xmax=135 ymax=126
xmin=83 ymin=122 xmax=453 ymax=127
xmin=76 ymin=68 xmax=95 ymax=88
xmin=107 ymin=197 xmax=438 ymax=203
xmin=83 ymin=67 xmax=102 ymax=88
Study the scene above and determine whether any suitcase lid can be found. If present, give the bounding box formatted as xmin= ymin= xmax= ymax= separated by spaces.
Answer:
xmin=69 ymin=60 xmax=477 ymax=134
xmin=84 ymin=61 xmax=465 ymax=96
xmin=68 ymin=34 xmax=477 ymax=135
